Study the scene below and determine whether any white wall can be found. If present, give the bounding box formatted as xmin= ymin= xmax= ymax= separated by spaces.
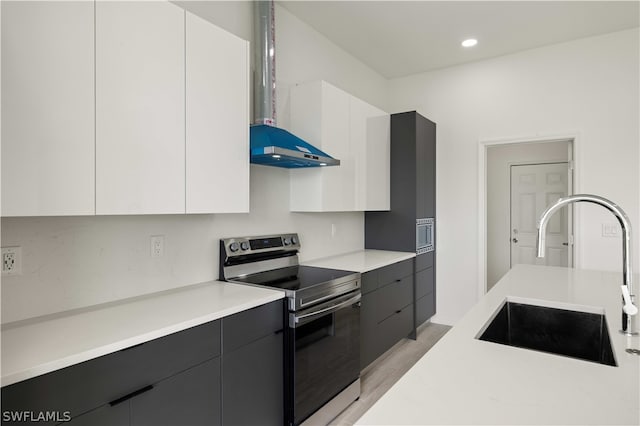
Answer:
xmin=389 ymin=28 xmax=640 ymax=325
xmin=486 ymin=141 xmax=569 ymax=289
xmin=0 ymin=2 xmax=389 ymax=323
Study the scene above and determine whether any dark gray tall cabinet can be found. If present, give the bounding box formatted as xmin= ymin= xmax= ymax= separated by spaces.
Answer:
xmin=365 ymin=111 xmax=436 ymax=328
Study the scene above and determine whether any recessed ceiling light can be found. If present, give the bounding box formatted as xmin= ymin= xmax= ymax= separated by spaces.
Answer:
xmin=461 ymin=39 xmax=478 ymax=48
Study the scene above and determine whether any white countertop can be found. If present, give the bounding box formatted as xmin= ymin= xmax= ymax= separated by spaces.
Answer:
xmin=1 ymin=281 xmax=284 ymax=387
xmin=302 ymin=249 xmax=415 ymax=273
xmin=356 ymin=265 xmax=640 ymax=425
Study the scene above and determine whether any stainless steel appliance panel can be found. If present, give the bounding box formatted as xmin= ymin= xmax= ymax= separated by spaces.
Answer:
xmin=288 ymin=292 xmax=361 ymax=425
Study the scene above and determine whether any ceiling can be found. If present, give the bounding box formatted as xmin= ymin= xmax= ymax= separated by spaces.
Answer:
xmin=278 ymin=1 xmax=640 ymax=79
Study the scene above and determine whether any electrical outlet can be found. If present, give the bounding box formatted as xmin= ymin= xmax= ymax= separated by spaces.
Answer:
xmin=150 ymin=235 xmax=164 ymax=258
xmin=2 ymin=247 xmax=22 ymax=276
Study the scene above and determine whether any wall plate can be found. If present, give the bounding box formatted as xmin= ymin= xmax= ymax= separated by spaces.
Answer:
xmin=2 ymin=247 xmax=22 ymax=276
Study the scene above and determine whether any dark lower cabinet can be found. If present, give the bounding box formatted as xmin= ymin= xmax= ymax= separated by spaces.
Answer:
xmin=62 ymin=401 xmax=129 ymax=426
xmin=222 ymin=333 xmax=283 ymax=425
xmin=65 ymin=358 xmax=221 ymax=426
xmin=416 ymin=264 xmax=436 ymax=325
xmin=3 ymin=320 xmax=221 ymax=425
xmin=360 ymin=291 xmax=379 ymax=369
xmin=131 ymin=357 xmax=221 ymax=426
xmin=221 ymin=300 xmax=284 ymax=426
xmin=416 ymin=292 xmax=436 ymax=326
xmin=360 ymin=259 xmax=414 ymax=370
xmin=2 ymin=300 xmax=285 ymax=426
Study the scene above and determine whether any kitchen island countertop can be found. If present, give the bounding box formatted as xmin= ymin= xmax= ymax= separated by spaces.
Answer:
xmin=1 ymin=281 xmax=284 ymax=387
xmin=356 ymin=264 xmax=640 ymax=425
xmin=302 ymin=249 xmax=416 ymax=273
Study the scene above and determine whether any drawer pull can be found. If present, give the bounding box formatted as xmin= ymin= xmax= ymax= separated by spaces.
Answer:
xmin=395 ymin=310 xmax=402 ymax=314
xmin=395 ymin=279 xmax=402 ymax=283
xmin=110 ymin=385 xmax=154 ymax=406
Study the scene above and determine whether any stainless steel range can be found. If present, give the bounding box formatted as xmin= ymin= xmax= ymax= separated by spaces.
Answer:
xmin=219 ymin=233 xmax=361 ymax=426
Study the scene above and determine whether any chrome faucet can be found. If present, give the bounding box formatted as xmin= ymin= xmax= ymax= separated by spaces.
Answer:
xmin=536 ymin=194 xmax=638 ymax=336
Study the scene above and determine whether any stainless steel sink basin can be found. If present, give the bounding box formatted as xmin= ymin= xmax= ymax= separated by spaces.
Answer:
xmin=477 ymin=300 xmax=617 ymax=366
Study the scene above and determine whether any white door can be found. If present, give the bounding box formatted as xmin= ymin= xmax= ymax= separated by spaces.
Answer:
xmin=2 ymin=1 xmax=95 ymax=216
xmin=510 ymin=163 xmax=570 ymax=267
xmin=96 ymin=1 xmax=185 ymax=215
xmin=185 ymin=12 xmax=250 ymax=214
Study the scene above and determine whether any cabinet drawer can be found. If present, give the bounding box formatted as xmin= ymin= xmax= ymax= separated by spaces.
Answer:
xmin=63 ymin=400 xmax=129 ymax=426
xmin=361 ymin=270 xmax=378 ymax=295
xmin=415 ymin=252 xmax=433 ymax=271
xmin=2 ymin=320 xmax=221 ymax=422
xmin=416 ymin=293 xmax=436 ymax=326
xmin=377 ymin=304 xmax=413 ymax=355
xmin=130 ymin=357 xmax=221 ymax=426
xmin=378 ymin=259 xmax=413 ymax=286
xmin=223 ymin=333 xmax=283 ymax=425
xmin=376 ymin=275 xmax=413 ymax=323
xmin=223 ymin=300 xmax=284 ymax=353
xmin=416 ymin=267 xmax=434 ymax=299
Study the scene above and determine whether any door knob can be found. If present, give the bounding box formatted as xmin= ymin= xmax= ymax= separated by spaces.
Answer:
xmin=512 ymin=238 xmax=518 ymax=243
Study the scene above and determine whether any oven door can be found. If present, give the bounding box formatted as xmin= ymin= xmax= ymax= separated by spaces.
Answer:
xmin=287 ymin=291 xmax=361 ymax=425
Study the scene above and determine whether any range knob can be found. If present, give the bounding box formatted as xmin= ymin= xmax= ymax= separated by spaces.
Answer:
xmin=229 ymin=242 xmax=240 ymax=252
xmin=291 ymin=236 xmax=298 ymax=245
xmin=283 ymin=237 xmax=291 ymax=246
xmin=240 ymin=241 xmax=250 ymax=251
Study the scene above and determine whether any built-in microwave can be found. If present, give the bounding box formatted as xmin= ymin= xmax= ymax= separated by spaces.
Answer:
xmin=416 ymin=218 xmax=434 ymax=254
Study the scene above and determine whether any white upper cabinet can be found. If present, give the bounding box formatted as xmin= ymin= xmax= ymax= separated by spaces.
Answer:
xmin=185 ymin=12 xmax=250 ymax=214
xmin=3 ymin=1 xmax=249 ymax=217
xmin=350 ymin=97 xmax=391 ymax=211
xmin=289 ymin=81 xmax=390 ymax=212
xmin=96 ymin=1 xmax=185 ymax=215
xmin=290 ymin=81 xmax=353 ymax=212
xmin=1 ymin=1 xmax=95 ymax=216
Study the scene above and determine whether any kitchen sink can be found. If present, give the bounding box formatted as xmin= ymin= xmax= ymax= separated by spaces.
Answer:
xmin=477 ymin=300 xmax=617 ymax=366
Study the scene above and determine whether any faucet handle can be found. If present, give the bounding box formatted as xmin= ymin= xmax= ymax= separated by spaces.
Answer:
xmin=621 ymin=285 xmax=638 ymax=316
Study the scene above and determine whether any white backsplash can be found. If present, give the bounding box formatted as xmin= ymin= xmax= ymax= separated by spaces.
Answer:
xmin=1 ymin=166 xmax=364 ymax=323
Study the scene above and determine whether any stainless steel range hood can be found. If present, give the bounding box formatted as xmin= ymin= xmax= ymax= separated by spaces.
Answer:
xmin=250 ymin=1 xmax=340 ymax=168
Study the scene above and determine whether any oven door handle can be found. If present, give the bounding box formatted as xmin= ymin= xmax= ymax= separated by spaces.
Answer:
xmin=291 ymin=293 xmax=361 ymax=328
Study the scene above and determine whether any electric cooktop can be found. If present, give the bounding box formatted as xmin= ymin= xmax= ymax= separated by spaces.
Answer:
xmin=231 ymin=265 xmax=356 ymax=292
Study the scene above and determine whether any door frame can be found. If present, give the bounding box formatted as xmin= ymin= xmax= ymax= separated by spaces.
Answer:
xmin=509 ymin=160 xmax=572 ymax=269
xmin=478 ymin=133 xmax=581 ymax=297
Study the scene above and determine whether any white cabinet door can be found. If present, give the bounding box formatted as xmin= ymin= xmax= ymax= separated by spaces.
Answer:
xmin=185 ymin=12 xmax=249 ymax=214
xmin=96 ymin=1 xmax=185 ymax=215
xmin=290 ymin=81 xmax=389 ymax=212
xmin=350 ymin=97 xmax=390 ymax=210
xmin=290 ymin=81 xmax=352 ymax=212
xmin=319 ymin=82 xmax=354 ymax=211
xmin=1 ymin=1 xmax=95 ymax=216
xmin=361 ymin=103 xmax=390 ymax=211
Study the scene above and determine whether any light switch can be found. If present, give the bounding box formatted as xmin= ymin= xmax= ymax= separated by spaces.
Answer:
xmin=602 ymin=223 xmax=619 ymax=237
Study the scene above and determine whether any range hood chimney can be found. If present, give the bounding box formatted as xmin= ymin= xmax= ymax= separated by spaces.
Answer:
xmin=250 ymin=1 xmax=340 ymax=168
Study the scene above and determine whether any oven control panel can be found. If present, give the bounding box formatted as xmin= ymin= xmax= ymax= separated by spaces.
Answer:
xmin=222 ymin=233 xmax=300 ymax=257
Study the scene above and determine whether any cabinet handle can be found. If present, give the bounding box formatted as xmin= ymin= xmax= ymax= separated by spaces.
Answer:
xmin=109 ymin=385 xmax=154 ymax=406
xmin=395 ymin=279 xmax=401 ymax=283
xmin=395 ymin=310 xmax=402 ymax=314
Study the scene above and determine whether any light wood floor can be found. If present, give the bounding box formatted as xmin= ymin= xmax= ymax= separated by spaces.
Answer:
xmin=329 ymin=322 xmax=451 ymax=426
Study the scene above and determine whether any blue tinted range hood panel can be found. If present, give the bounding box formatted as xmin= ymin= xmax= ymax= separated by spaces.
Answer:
xmin=250 ymin=124 xmax=340 ymax=168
